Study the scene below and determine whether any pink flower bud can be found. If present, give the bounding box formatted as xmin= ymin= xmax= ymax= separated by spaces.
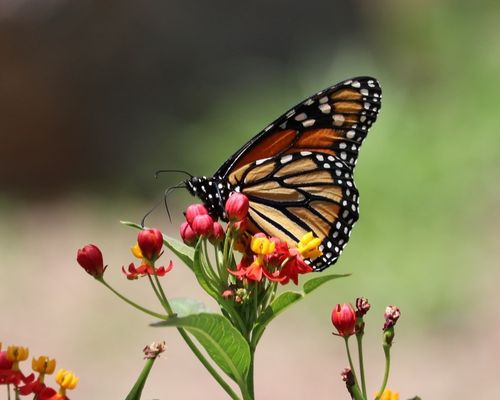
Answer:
xmin=331 ymin=303 xmax=356 ymax=337
xmin=225 ymin=192 xmax=249 ymax=221
xmin=77 ymin=244 xmax=105 ymax=278
xmin=355 ymin=297 xmax=371 ymax=317
xmin=191 ymin=214 xmax=214 ymax=236
xmin=138 ymin=228 xmax=164 ymax=260
xmin=185 ymin=204 xmax=209 ymax=225
xmin=383 ymin=305 xmax=401 ymax=331
xmin=180 ymin=222 xmax=198 ymax=246
xmin=210 ymin=222 xmax=225 ymax=244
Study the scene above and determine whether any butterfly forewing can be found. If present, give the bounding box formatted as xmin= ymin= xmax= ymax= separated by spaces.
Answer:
xmin=215 ymin=76 xmax=381 ymax=178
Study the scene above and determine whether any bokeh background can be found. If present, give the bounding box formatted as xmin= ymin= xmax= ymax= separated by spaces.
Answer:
xmin=2 ymin=0 xmax=499 ymax=398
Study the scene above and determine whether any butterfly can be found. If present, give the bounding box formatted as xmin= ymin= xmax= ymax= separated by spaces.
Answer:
xmin=184 ymin=77 xmax=381 ymax=271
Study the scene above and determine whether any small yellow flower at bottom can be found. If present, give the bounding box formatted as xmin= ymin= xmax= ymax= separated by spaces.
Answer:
xmin=297 ymin=232 xmax=323 ymax=259
xmin=56 ymin=369 xmax=79 ymax=393
xmin=32 ymin=356 xmax=56 ymax=375
xmin=376 ymin=389 xmax=399 ymax=400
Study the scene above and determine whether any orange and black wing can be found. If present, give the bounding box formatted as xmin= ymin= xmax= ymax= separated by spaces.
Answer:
xmin=214 ymin=76 xmax=381 ymax=178
xmin=215 ymin=77 xmax=381 ymax=271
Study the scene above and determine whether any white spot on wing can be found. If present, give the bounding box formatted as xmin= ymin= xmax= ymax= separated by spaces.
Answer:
xmin=280 ymin=154 xmax=293 ymax=164
xmin=255 ymin=157 xmax=271 ymax=165
xmin=333 ymin=114 xmax=345 ymax=126
xmin=319 ymin=103 xmax=331 ymax=114
xmin=294 ymin=112 xmax=307 ymax=122
xmin=302 ymin=119 xmax=315 ymax=127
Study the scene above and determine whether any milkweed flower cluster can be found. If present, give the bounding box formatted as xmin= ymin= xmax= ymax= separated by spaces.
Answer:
xmin=0 ymin=343 xmax=78 ymax=399
xmin=74 ymin=192 xmax=411 ymax=400
xmin=180 ymin=193 xmax=318 ymax=290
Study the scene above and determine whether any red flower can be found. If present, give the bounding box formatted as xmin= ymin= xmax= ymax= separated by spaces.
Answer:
xmin=18 ymin=375 xmax=45 ymax=396
xmin=278 ymin=249 xmax=313 ymax=285
xmin=122 ymin=261 xmax=173 ymax=280
xmin=225 ymin=193 xmax=249 ymax=222
xmin=38 ymin=387 xmax=68 ymax=400
xmin=331 ymin=303 xmax=357 ymax=337
xmin=137 ymin=228 xmax=163 ymax=260
xmin=180 ymin=222 xmax=197 ymax=246
xmin=76 ymin=244 xmax=106 ymax=278
xmin=191 ymin=214 xmax=214 ymax=236
xmin=185 ymin=204 xmax=209 ymax=225
xmin=228 ymin=255 xmax=283 ymax=283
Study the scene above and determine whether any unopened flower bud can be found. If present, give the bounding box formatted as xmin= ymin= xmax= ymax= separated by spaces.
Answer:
xmin=225 ymin=192 xmax=249 ymax=221
xmin=180 ymin=222 xmax=198 ymax=246
xmin=143 ymin=341 xmax=166 ymax=359
xmin=77 ymin=244 xmax=106 ymax=278
xmin=383 ymin=305 xmax=401 ymax=330
xmin=355 ymin=297 xmax=371 ymax=317
xmin=210 ymin=222 xmax=225 ymax=244
xmin=185 ymin=204 xmax=209 ymax=225
xmin=137 ymin=228 xmax=164 ymax=260
xmin=191 ymin=214 xmax=215 ymax=236
xmin=331 ymin=303 xmax=356 ymax=337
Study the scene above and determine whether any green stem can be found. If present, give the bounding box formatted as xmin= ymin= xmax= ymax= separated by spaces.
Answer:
xmin=375 ymin=344 xmax=391 ymax=400
xmin=246 ymin=347 xmax=255 ymax=400
xmin=7 ymin=384 xmax=11 ymax=400
xmin=344 ymin=337 xmax=362 ymax=396
xmin=149 ymin=274 xmax=241 ymax=400
xmin=350 ymin=382 xmax=365 ymax=400
xmin=356 ymin=333 xmax=368 ymax=399
xmin=98 ymin=278 xmax=167 ymax=320
xmin=125 ymin=358 xmax=156 ymax=400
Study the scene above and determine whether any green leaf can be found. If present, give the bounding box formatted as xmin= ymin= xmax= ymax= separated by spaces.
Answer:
xmin=169 ymin=298 xmax=210 ymax=317
xmin=153 ymin=313 xmax=251 ymax=384
xmin=125 ymin=358 xmax=155 ymax=400
xmin=303 ymin=273 xmax=350 ymax=294
xmin=252 ymin=274 xmax=349 ymax=346
xmin=252 ymin=291 xmax=303 ymax=346
xmin=120 ymin=221 xmax=195 ymax=270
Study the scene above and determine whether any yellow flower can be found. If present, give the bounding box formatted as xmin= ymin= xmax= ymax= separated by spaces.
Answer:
xmin=32 ymin=356 xmax=56 ymax=375
xmin=7 ymin=346 xmax=29 ymax=362
xmin=56 ymin=369 xmax=79 ymax=392
xmin=297 ymin=232 xmax=323 ymax=259
xmin=376 ymin=389 xmax=399 ymax=400
xmin=131 ymin=243 xmax=144 ymax=259
xmin=250 ymin=234 xmax=275 ymax=255
xmin=6 ymin=345 xmax=29 ymax=371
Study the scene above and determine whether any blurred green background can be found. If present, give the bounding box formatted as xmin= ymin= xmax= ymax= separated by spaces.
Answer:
xmin=2 ymin=0 xmax=499 ymax=398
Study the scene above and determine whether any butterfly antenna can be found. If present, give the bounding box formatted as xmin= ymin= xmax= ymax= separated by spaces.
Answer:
xmin=162 ymin=181 xmax=187 ymax=223
xmin=154 ymin=169 xmax=193 ymax=179
xmin=140 ymin=180 xmax=187 ymax=227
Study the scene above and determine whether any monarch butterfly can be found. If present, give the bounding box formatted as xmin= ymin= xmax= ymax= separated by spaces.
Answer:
xmin=184 ymin=77 xmax=381 ymax=271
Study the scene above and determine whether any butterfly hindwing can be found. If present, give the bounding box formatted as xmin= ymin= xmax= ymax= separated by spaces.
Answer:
xmin=227 ymin=151 xmax=359 ymax=271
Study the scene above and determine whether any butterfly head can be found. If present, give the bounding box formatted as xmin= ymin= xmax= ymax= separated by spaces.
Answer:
xmin=185 ymin=175 xmax=234 ymax=219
